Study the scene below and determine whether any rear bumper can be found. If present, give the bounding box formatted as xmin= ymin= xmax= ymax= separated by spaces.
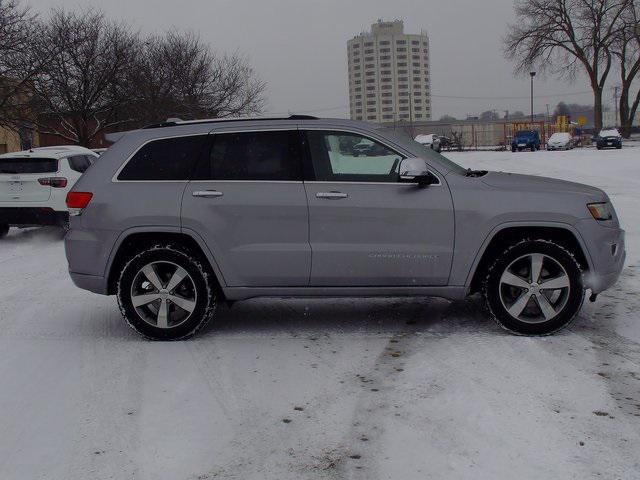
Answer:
xmin=0 ymin=207 xmax=68 ymax=227
xmin=69 ymin=271 xmax=108 ymax=295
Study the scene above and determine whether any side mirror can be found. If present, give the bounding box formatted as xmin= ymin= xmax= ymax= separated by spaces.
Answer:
xmin=398 ymin=157 xmax=437 ymax=186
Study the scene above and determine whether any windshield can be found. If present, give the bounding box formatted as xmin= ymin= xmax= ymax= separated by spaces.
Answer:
xmin=599 ymin=129 xmax=619 ymax=137
xmin=515 ymin=131 xmax=536 ymax=138
xmin=0 ymin=157 xmax=58 ymax=174
xmin=550 ymin=133 xmax=570 ymax=141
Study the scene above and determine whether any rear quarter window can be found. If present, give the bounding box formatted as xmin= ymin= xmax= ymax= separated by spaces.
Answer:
xmin=0 ymin=158 xmax=58 ymax=174
xmin=118 ymin=135 xmax=208 ymax=181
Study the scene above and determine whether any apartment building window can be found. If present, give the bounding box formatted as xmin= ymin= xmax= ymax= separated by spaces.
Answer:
xmin=365 ymin=49 xmax=374 ymax=54
xmin=399 ymin=107 xmax=408 ymax=112
xmin=353 ymin=58 xmax=360 ymax=63
xmin=380 ymin=48 xmax=390 ymax=53
xmin=412 ymin=55 xmax=420 ymax=60
xmin=381 ymin=77 xmax=391 ymax=83
xmin=379 ymin=40 xmax=390 ymax=45
xmin=355 ymin=101 xmax=362 ymax=107
xmin=381 ymin=92 xmax=392 ymax=97
xmin=356 ymin=109 xmax=362 ymax=114
xmin=415 ymin=107 xmax=422 ymax=111
xmin=366 ymin=93 xmax=376 ymax=98
xmin=366 ymin=79 xmax=375 ymax=84
xmin=396 ymin=40 xmax=406 ymax=45
xmin=365 ymin=63 xmax=374 ymax=69
xmin=355 ymin=94 xmax=362 ymax=99
xmin=398 ymin=69 xmax=407 ymax=74
xmin=400 ymin=114 xmax=409 ymax=119
xmin=383 ymin=114 xmax=393 ymax=120
xmin=414 ymin=98 xmax=422 ymax=104
xmin=364 ymin=42 xmax=373 ymax=47
xmin=381 ymin=70 xmax=391 ymax=75
xmin=354 ymin=80 xmax=361 ymax=85
xmin=397 ymin=62 xmax=407 ymax=67
xmin=414 ymin=91 xmax=422 ymax=96
xmin=381 ymin=62 xmax=391 ymax=68
xmin=413 ymin=69 xmax=420 ymax=75
xmin=412 ymin=40 xmax=420 ymax=45
xmin=352 ymin=43 xmax=360 ymax=49
xmin=353 ymin=65 xmax=361 ymax=71
xmin=367 ymin=101 xmax=376 ymax=106
xmin=382 ymin=100 xmax=392 ymax=105
xmin=381 ymin=85 xmax=392 ymax=90
xmin=413 ymin=77 xmax=421 ymax=82
xmin=398 ymin=77 xmax=407 ymax=82
xmin=412 ymin=62 xmax=421 ymax=67
xmin=397 ymin=55 xmax=407 ymax=60
xmin=367 ymin=116 xmax=377 ymax=120
xmin=367 ymin=107 xmax=376 ymax=113
xmin=396 ymin=47 xmax=406 ymax=52
xmin=366 ymin=86 xmax=375 ymax=91
xmin=399 ymin=99 xmax=408 ymax=104
xmin=399 ymin=91 xmax=408 ymax=96
xmin=382 ymin=107 xmax=393 ymax=112
xmin=380 ymin=55 xmax=390 ymax=60
xmin=412 ymin=48 xmax=420 ymax=53
xmin=366 ymin=71 xmax=375 ymax=76
xmin=423 ymin=41 xmax=428 ymax=46
xmin=365 ymin=56 xmax=373 ymax=62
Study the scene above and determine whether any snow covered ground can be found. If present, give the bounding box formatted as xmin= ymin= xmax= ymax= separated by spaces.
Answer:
xmin=0 ymin=147 xmax=639 ymax=480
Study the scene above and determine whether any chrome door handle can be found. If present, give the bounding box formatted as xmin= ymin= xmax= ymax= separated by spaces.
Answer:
xmin=192 ymin=190 xmax=223 ymax=198
xmin=316 ymin=191 xmax=348 ymax=199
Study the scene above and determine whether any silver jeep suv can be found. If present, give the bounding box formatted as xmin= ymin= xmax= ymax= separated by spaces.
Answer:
xmin=64 ymin=116 xmax=625 ymax=340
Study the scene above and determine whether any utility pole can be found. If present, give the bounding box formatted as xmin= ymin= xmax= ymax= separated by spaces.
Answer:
xmin=529 ymin=71 xmax=536 ymax=125
xmin=546 ymin=104 xmax=550 ymax=122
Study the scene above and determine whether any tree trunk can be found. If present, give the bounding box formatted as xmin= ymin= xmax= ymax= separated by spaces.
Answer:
xmin=619 ymin=89 xmax=633 ymax=138
xmin=593 ymin=87 xmax=604 ymax=132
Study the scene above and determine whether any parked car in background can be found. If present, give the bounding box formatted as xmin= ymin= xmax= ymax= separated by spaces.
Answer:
xmin=547 ymin=132 xmax=573 ymax=151
xmin=511 ymin=130 xmax=541 ymax=152
xmin=64 ymin=116 xmax=624 ymax=340
xmin=0 ymin=146 xmax=97 ymax=237
xmin=415 ymin=134 xmax=442 ymax=153
xmin=596 ymin=129 xmax=622 ymax=150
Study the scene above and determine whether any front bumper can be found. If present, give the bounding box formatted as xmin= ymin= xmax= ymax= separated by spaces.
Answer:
xmin=575 ymin=219 xmax=626 ymax=294
xmin=0 ymin=207 xmax=68 ymax=227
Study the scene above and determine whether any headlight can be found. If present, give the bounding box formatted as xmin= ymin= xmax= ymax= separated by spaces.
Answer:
xmin=587 ymin=202 xmax=613 ymax=221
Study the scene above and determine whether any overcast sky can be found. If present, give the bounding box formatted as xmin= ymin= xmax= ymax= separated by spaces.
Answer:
xmin=31 ymin=0 xmax=608 ymax=120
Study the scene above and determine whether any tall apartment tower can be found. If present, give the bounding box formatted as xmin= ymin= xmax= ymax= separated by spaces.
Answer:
xmin=347 ymin=20 xmax=431 ymax=123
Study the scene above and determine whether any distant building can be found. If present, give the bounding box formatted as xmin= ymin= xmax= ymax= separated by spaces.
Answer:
xmin=347 ymin=20 xmax=431 ymax=123
xmin=602 ymin=108 xmax=640 ymax=129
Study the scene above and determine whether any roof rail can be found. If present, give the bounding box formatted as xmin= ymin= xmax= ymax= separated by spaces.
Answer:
xmin=142 ymin=115 xmax=318 ymax=129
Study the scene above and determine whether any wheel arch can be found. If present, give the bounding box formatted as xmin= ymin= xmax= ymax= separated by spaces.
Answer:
xmin=105 ymin=228 xmax=226 ymax=297
xmin=466 ymin=223 xmax=592 ymax=295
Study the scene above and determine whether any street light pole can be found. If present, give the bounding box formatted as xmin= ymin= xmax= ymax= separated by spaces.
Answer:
xmin=530 ymin=71 xmax=536 ymax=125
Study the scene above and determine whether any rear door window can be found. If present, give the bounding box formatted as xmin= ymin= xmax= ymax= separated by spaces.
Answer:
xmin=118 ymin=135 xmax=208 ymax=181
xmin=0 ymin=158 xmax=57 ymax=174
xmin=194 ymin=130 xmax=303 ymax=181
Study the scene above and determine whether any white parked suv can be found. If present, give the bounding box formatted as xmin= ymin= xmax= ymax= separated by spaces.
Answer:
xmin=0 ymin=146 xmax=98 ymax=237
xmin=414 ymin=134 xmax=442 ymax=152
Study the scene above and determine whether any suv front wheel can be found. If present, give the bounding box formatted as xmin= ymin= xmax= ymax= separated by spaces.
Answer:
xmin=483 ymin=239 xmax=584 ymax=335
xmin=117 ymin=244 xmax=217 ymax=340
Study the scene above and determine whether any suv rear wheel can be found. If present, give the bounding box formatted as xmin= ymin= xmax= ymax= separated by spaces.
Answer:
xmin=0 ymin=224 xmax=8 ymax=238
xmin=483 ymin=239 xmax=584 ymax=335
xmin=117 ymin=244 xmax=217 ymax=340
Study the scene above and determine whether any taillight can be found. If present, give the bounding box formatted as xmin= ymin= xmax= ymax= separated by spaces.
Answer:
xmin=66 ymin=191 xmax=93 ymax=215
xmin=38 ymin=177 xmax=68 ymax=188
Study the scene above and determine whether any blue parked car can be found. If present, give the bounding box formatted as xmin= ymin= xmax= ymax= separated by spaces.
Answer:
xmin=511 ymin=130 xmax=541 ymax=152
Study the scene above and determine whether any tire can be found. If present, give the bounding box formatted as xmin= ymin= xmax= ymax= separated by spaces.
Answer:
xmin=530 ymin=145 xmax=536 ymax=152
xmin=511 ymin=147 xmax=516 ymax=152
xmin=483 ymin=239 xmax=585 ymax=335
xmin=117 ymin=244 xmax=217 ymax=340
xmin=0 ymin=224 xmax=9 ymax=238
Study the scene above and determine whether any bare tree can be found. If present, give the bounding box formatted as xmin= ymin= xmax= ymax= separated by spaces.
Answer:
xmin=0 ymin=0 xmax=56 ymax=129
xmin=504 ymin=0 xmax=631 ymax=131
xmin=21 ymin=9 xmax=138 ymax=146
xmin=127 ymin=31 xmax=266 ymax=125
xmin=611 ymin=3 xmax=640 ymax=137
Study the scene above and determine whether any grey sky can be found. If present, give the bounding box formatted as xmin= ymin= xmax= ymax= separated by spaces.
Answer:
xmin=31 ymin=0 xmax=607 ymax=120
